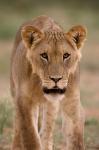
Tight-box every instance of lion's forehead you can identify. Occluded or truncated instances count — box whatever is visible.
[44,30,66,43]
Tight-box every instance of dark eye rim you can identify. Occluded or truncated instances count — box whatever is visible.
[40,52,48,61]
[63,53,70,60]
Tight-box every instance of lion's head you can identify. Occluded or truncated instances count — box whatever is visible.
[21,16,87,101]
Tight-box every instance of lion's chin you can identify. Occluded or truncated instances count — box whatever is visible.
[44,93,65,102]
[43,86,66,102]
[43,86,66,94]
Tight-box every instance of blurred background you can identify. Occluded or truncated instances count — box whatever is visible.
[0,0,99,149]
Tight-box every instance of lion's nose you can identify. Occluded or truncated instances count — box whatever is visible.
[49,76,62,83]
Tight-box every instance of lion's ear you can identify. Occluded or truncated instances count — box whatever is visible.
[66,25,87,49]
[21,25,44,49]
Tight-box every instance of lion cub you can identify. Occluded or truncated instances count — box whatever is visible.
[10,15,87,150]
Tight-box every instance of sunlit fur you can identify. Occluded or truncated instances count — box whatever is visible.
[11,15,87,150]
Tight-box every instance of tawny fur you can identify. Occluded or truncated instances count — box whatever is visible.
[10,15,87,150]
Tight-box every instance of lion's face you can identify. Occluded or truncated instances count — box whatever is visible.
[21,24,87,101]
[28,39,80,98]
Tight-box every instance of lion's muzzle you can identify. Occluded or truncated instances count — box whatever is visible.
[43,86,66,94]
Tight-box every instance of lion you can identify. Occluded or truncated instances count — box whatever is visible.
[10,15,87,150]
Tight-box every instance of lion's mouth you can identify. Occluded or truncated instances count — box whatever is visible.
[43,86,66,94]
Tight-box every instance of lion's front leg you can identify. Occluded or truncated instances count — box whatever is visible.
[13,95,41,150]
[62,98,85,150]
[40,101,59,150]
[12,115,23,150]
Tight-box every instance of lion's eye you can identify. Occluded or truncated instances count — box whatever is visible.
[40,53,48,61]
[63,53,70,61]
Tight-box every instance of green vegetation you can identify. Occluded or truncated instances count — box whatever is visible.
[0,0,99,40]
[0,98,13,149]
[85,118,99,149]
[0,99,13,135]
